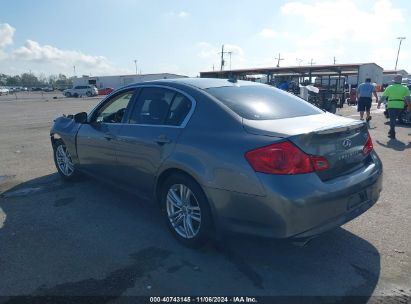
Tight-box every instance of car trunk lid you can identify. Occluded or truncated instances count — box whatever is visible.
[243,113,371,180]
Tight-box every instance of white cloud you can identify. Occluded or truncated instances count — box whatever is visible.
[259,28,278,38]
[167,11,190,18]
[225,44,245,59]
[277,0,410,70]
[281,0,404,46]
[196,42,218,59]
[12,40,130,75]
[370,47,409,70]
[0,23,15,49]
[178,11,190,18]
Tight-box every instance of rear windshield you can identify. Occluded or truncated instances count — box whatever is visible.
[206,85,323,120]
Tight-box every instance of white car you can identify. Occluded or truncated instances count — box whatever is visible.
[63,85,98,97]
[0,87,9,95]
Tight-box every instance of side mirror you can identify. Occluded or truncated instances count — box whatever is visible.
[74,112,88,124]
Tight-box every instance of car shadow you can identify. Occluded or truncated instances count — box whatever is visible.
[0,174,381,301]
[376,139,411,151]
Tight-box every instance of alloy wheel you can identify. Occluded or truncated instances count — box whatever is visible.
[55,144,74,176]
[166,184,201,239]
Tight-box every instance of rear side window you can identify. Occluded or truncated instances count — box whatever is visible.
[128,87,192,126]
[206,85,322,120]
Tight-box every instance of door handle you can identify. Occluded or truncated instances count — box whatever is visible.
[155,135,171,145]
[104,133,114,141]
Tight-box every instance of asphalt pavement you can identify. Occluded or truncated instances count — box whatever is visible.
[0,92,410,301]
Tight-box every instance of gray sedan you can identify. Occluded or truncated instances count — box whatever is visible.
[50,78,383,247]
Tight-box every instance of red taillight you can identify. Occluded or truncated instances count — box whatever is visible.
[363,133,374,156]
[245,141,329,175]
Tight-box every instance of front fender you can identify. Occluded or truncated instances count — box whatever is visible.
[50,116,82,164]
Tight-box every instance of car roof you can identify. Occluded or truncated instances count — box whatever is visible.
[125,77,265,90]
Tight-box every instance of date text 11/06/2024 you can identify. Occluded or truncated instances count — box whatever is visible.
[150,297,258,303]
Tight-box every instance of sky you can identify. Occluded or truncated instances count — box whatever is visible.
[0,0,410,78]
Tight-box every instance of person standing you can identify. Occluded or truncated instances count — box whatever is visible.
[378,75,411,139]
[357,78,378,122]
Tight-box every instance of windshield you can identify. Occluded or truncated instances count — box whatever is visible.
[206,85,323,120]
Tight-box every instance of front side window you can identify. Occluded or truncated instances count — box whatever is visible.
[128,87,192,126]
[94,90,135,123]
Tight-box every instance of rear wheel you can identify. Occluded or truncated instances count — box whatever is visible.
[65,92,71,97]
[161,174,212,247]
[53,139,77,180]
[86,91,92,97]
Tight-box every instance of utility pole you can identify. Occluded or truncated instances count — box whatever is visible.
[275,53,284,67]
[228,51,233,70]
[296,58,303,66]
[73,65,76,76]
[333,56,337,65]
[134,60,138,75]
[308,59,316,66]
[218,45,230,71]
[395,37,406,70]
[220,45,225,71]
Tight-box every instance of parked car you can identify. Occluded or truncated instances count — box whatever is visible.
[31,87,43,91]
[43,87,54,92]
[63,85,98,97]
[98,87,114,95]
[50,78,383,247]
[0,87,9,95]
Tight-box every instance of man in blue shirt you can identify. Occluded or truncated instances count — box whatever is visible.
[356,78,379,122]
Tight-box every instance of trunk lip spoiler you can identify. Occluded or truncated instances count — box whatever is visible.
[311,121,366,135]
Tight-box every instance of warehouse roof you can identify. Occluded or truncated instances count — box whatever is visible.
[200,63,383,78]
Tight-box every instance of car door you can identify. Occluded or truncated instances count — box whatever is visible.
[115,86,195,198]
[76,88,137,179]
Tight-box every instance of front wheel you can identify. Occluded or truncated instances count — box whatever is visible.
[161,174,213,247]
[53,139,78,180]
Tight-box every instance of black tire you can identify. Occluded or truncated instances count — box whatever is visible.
[86,91,92,97]
[53,139,78,181]
[160,173,213,247]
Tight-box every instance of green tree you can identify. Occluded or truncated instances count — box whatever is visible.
[0,74,7,86]
[55,74,73,89]
[6,75,22,86]
[20,73,39,87]
[48,75,58,86]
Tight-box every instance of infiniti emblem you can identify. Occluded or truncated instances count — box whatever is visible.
[342,138,352,149]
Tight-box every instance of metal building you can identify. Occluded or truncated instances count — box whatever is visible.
[200,63,383,87]
[383,69,409,86]
[73,73,187,90]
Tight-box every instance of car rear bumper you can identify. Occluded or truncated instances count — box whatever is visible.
[206,152,383,239]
